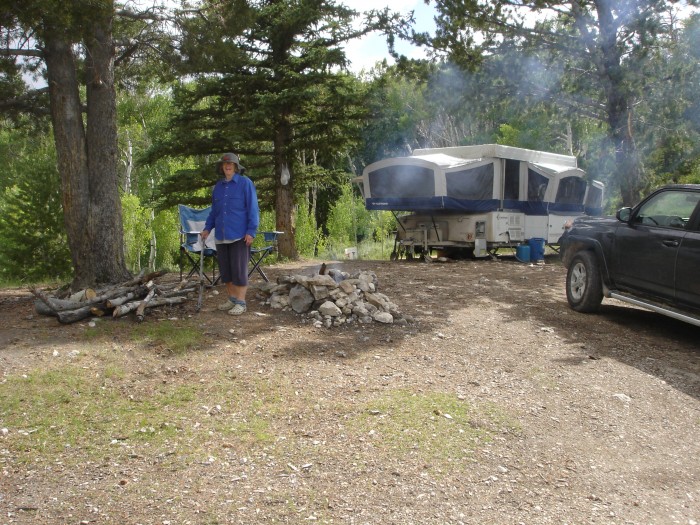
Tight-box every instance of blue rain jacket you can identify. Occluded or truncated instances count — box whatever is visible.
[204,174,260,242]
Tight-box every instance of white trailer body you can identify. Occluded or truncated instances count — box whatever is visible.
[354,144,604,258]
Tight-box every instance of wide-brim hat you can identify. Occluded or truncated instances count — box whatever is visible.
[217,152,244,170]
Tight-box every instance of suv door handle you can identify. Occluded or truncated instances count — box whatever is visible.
[663,239,680,247]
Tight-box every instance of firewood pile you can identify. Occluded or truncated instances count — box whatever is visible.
[30,270,199,324]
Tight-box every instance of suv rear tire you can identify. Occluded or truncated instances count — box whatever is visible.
[566,251,603,312]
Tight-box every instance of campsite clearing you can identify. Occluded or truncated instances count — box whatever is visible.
[1,256,699,524]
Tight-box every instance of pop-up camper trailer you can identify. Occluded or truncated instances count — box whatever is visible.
[354,144,604,260]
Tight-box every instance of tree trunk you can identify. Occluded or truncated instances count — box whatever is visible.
[43,3,131,290]
[612,108,644,207]
[84,9,131,285]
[148,177,157,271]
[44,35,92,287]
[603,61,643,206]
[273,115,298,259]
[594,0,644,207]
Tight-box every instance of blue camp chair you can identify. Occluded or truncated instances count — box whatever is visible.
[178,205,218,284]
[248,231,283,282]
[179,204,282,284]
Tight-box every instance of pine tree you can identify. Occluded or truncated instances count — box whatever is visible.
[0,0,174,287]
[149,0,404,259]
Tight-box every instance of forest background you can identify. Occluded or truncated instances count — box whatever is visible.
[1,0,699,287]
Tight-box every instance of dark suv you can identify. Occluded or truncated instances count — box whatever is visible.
[559,184,700,327]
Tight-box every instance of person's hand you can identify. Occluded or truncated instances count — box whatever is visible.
[244,234,254,246]
[201,230,210,240]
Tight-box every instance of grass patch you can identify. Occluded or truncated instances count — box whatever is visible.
[350,390,520,469]
[103,362,126,381]
[231,414,275,446]
[0,367,200,464]
[135,320,202,354]
[214,377,286,448]
[82,318,203,355]
[0,365,289,467]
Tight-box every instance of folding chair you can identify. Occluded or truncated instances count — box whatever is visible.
[178,205,219,284]
[248,231,283,282]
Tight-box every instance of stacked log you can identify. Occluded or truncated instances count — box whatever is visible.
[30,271,198,324]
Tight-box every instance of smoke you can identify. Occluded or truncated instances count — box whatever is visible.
[416,58,557,147]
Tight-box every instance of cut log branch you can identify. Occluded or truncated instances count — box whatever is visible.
[31,273,195,323]
[69,288,97,302]
[112,296,187,319]
[90,307,107,317]
[135,288,156,322]
[31,285,147,313]
[56,305,99,324]
[158,287,197,298]
[106,292,138,308]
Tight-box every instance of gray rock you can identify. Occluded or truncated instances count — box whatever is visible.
[318,301,342,317]
[373,311,393,324]
[328,288,345,299]
[335,297,348,308]
[339,280,356,294]
[259,270,409,328]
[270,294,289,309]
[289,284,314,313]
[357,280,372,293]
[309,284,330,301]
[258,282,279,293]
[307,274,339,288]
[352,304,369,317]
[365,292,387,310]
[357,270,377,284]
[328,268,349,282]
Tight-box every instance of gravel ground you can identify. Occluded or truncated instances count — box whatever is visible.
[1,256,699,525]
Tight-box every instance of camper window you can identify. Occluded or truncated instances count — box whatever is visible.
[528,169,549,201]
[585,185,603,209]
[445,164,494,200]
[556,176,587,205]
[369,165,435,198]
[504,160,520,200]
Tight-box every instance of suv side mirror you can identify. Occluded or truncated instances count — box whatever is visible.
[616,207,632,222]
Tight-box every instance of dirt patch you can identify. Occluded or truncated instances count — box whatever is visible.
[1,256,699,524]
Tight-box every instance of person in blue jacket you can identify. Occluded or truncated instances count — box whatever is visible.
[201,152,260,315]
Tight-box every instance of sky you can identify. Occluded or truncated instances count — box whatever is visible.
[341,0,437,73]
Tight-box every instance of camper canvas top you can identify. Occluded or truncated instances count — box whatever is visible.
[412,143,579,168]
[356,144,602,216]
